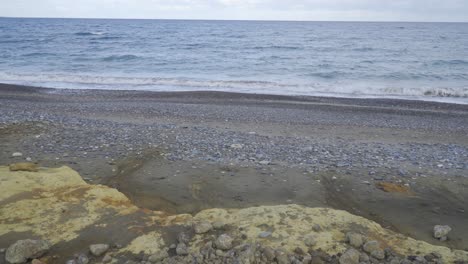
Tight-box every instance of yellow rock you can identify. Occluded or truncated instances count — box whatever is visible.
[9,162,39,172]
[1,165,467,263]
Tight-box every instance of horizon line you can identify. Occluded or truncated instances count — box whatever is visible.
[0,16,467,23]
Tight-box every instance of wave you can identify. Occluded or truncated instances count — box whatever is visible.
[0,72,467,103]
[101,55,141,62]
[74,32,105,36]
[432,60,468,66]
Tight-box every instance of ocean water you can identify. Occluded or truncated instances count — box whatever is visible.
[1,18,468,103]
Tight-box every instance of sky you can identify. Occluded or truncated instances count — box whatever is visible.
[1,0,467,22]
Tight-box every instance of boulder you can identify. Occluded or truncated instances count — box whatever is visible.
[5,239,50,264]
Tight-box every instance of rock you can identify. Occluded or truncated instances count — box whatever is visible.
[275,249,289,264]
[76,253,89,264]
[359,252,370,262]
[433,225,451,240]
[12,152,23,157]
[215,234,233,250]
[258,160,270,165]
[362,240,380,254]
[193,220,212,234]
[31,260,44,264]
[176,243,188,256]
[312,224,322,232]
[148,250,169,262]
[212,220,225,229]
[304,234,317,247]
[89,244,109,257]
[339,248,360,264]
[9,162,38,172]
[102,254,113,263]
[230,144,243,149]
[5,239,51,264]
[177,232,190,244]
[345,232,364,248]
[370,249,385,260]
[262,246,276,261]
[258,231,272,238]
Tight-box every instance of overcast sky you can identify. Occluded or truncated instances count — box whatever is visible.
[1,0,467,22]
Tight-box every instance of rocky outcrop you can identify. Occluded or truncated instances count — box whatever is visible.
[1,165,468,263]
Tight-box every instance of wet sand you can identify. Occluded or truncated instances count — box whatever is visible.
[1,83,468,252]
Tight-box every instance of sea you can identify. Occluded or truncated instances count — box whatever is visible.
[1,18,467,104]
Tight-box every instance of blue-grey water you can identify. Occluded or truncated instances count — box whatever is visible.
[1,18,468,103]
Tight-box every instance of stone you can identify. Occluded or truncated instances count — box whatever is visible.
[148,250,169,262]
[89,244,109,257]
[346,232,364,248]
[370,249,385,260]
[433,225,451,240]
[5,239,51,264]
[362,240,380,254]
[262,246,276,261]
[359,252,370,262]
[304,234,317,247]
[9,162,38,172]
[215,234,233,250]
[193,220,212,234]
[312,224,322,232]
[177,232,190,244]
[230,144,243,149]
[12,152,23,157]
[339,248,360,264]
[31,260,44,264]
[102,254,113,263]
[176,243,188,256]
[275,249,289,264]
[76,253,89,264]
[212,221,226,229]
[258,231,272,238]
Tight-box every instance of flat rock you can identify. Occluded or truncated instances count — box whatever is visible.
[5,239,50,264]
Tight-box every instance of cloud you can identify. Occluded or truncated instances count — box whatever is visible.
[1,0,467,22]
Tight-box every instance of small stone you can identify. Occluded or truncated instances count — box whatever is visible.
[370,249,385,260]
[177,232,190,244]
[9,162,38,172]
[339,248,360,264]
[359,252,370,262]
[5,239,51,264]
[215,249,225,256]
[31,260,44,264]
[275,249,289,264]
[312,224,322,232]
[76,253,89,264]
[193,220,212,234]
[230,144,243,149]
[215,234,233,250]
[212,221,225,229]
[259,160,270,165]
[176,243,188,256]
[89,244,109,257]
[433,225,451,240]
[102,254,113,263]
[346,232,364,248]
[304,234,317,247]
[148,250,169,262]
[12,152,23,157]
[258,231,272,238]
[262,246,276,261]
[363,240,380,254]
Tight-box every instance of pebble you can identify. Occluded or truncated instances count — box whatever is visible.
[193,220,212,234]
[258,231,272,238]
[176,243,189,256]
[89,244,109,257]
[304,233,317,247]
[215,234,233,250]
[12,152,23,157]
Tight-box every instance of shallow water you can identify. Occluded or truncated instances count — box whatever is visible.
[0,18,467,103]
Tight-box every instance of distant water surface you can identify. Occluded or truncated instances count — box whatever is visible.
[0,18,467,103]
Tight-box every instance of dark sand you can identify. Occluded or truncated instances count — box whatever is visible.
[1,83,468,251]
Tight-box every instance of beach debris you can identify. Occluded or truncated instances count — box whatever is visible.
[5,239,51,264]
[9,162,38,172]
[339,248,360,264]
[89,244,109,256]
[433,225,452,241]
[11,152,23,157]
[215,234,233,250]
[193,220,212,234]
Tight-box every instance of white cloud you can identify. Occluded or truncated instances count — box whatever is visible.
[0,0,467,21]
